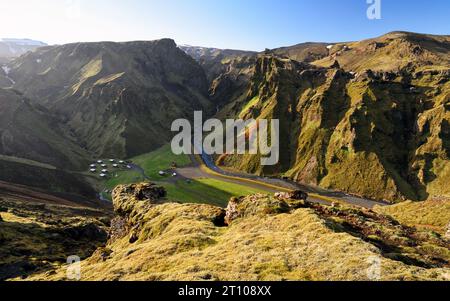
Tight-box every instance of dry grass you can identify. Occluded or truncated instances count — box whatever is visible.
[26,184,450,281]
[0,198,110,280]
[375,200,450,233]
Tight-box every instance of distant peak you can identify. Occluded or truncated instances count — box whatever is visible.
[1,38,47,46]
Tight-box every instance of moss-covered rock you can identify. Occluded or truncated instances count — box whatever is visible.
[0,197,111,280]
[26,183,449,281]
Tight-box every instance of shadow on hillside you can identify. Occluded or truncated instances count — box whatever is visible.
[0,218,106,281]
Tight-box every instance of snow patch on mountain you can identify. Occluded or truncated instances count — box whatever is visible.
[2,66,11,75]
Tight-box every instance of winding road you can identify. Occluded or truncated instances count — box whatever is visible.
[99,150,389,209]
[175,153,389,209]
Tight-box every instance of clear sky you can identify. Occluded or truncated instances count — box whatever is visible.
[0,0,449,50]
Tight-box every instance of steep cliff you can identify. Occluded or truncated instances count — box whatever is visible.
[217,32,450,203]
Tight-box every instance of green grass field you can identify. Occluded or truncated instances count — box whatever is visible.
[164,178,267,207]
[104,171,145,191]
[133,144,192,180]
[100,145,267,206]
[103,145,190,190]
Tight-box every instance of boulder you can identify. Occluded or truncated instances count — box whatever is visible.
[112,183,167,216]
[225,194,293,225]
[274,190,308,201]
[109,216,129,242]
[55,222,108,241]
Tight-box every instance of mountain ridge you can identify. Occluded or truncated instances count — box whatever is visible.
[2,38,214,159]
[211,32,450,203]
[0,32,448,203]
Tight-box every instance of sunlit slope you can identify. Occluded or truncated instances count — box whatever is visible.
[29,183,449,281]
[375,200,450,233]
[312,31,450,72]
[217,32,450,203]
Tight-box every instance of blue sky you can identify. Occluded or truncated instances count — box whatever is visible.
[0,0,449,50]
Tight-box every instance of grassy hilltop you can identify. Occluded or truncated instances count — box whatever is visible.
[24,183,449,281]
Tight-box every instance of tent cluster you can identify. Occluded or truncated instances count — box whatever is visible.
[89,159,131,178]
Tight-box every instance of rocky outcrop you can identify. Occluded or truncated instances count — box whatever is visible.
[27,183,449,281]
[112,182,166,216]
[110,183,167,243]
[225,194,301,225]
[274,190,309,201]
[110,183,225,244]
[0,197,110,280]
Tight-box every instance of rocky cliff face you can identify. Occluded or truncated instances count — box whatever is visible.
[180,45,257,110]
[27,183,449,281]
[217,32,450,203]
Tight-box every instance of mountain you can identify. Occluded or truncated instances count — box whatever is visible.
[0,32,448,204]
[4,39,214,159]
[180,45,257,108]
[179,45,256,81]
[313,31,450,72]
[215,32,450,203]
[0,32,448,282]
[272,42,332,62]
[0,39,46,63]
[0,88,89,170]
[25,183,449,281]
[0,88,98,200]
